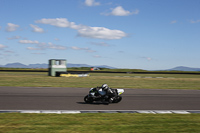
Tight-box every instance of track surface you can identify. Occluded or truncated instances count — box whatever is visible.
[0,86,200,110]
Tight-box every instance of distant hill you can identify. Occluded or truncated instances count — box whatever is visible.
[4,63,28,68]
[28,63,48,68]
[67,64,92,68]
[0,63,199,71]
[0,62,116,69]
[168,66,200,71]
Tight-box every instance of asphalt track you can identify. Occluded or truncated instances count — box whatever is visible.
[0,86,200,110]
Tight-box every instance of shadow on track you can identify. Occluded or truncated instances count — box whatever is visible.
[77,102,109,105]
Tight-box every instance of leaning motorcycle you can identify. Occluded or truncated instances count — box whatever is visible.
[84,87,124,103]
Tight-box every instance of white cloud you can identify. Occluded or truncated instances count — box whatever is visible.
[35,18,74,28]
[85,0,100,6]
[141,56,152,61]
[0,44,7,49]
[190,19,200,23]
[71,46,82,50]
[48,42,66,50]
[70,46,96,53]
[19,40,39,44]
[170,20,177,24]
[35,18,127,40]
[30,24,44,33]
[146,57,152,61]
[103,6,139,16]
[27,47,41,50]
[77,26,127,39]
[132,9,139,14]
[93,55,101,58]
[19,40,66,50]
[6,23,19,32]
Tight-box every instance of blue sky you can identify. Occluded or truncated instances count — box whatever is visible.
[0,0,200,70]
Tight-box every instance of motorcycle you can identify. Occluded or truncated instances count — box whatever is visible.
[84,87,124,103]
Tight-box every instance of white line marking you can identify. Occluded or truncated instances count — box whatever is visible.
[61,111,81,114]
[0,110,195,114]
[154,111,172,114]
[20,110,41,113]
[41,111,62,114]
[171,111,190,114]
[136,111,156,114]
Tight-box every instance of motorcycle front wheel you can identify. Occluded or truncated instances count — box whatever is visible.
[113,96,122,103]
[84,95,93,103]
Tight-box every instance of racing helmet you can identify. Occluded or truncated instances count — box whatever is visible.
[102,84,108,90]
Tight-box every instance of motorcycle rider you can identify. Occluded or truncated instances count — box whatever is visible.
[101,84,116,102]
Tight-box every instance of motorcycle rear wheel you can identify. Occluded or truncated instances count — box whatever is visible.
[84,95,93,103]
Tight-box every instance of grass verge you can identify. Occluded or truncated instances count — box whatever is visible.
[0,72,200,89]
[0,113,200,133]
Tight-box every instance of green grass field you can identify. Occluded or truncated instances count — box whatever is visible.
[0,71,200,89]
[0,113,200,133]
